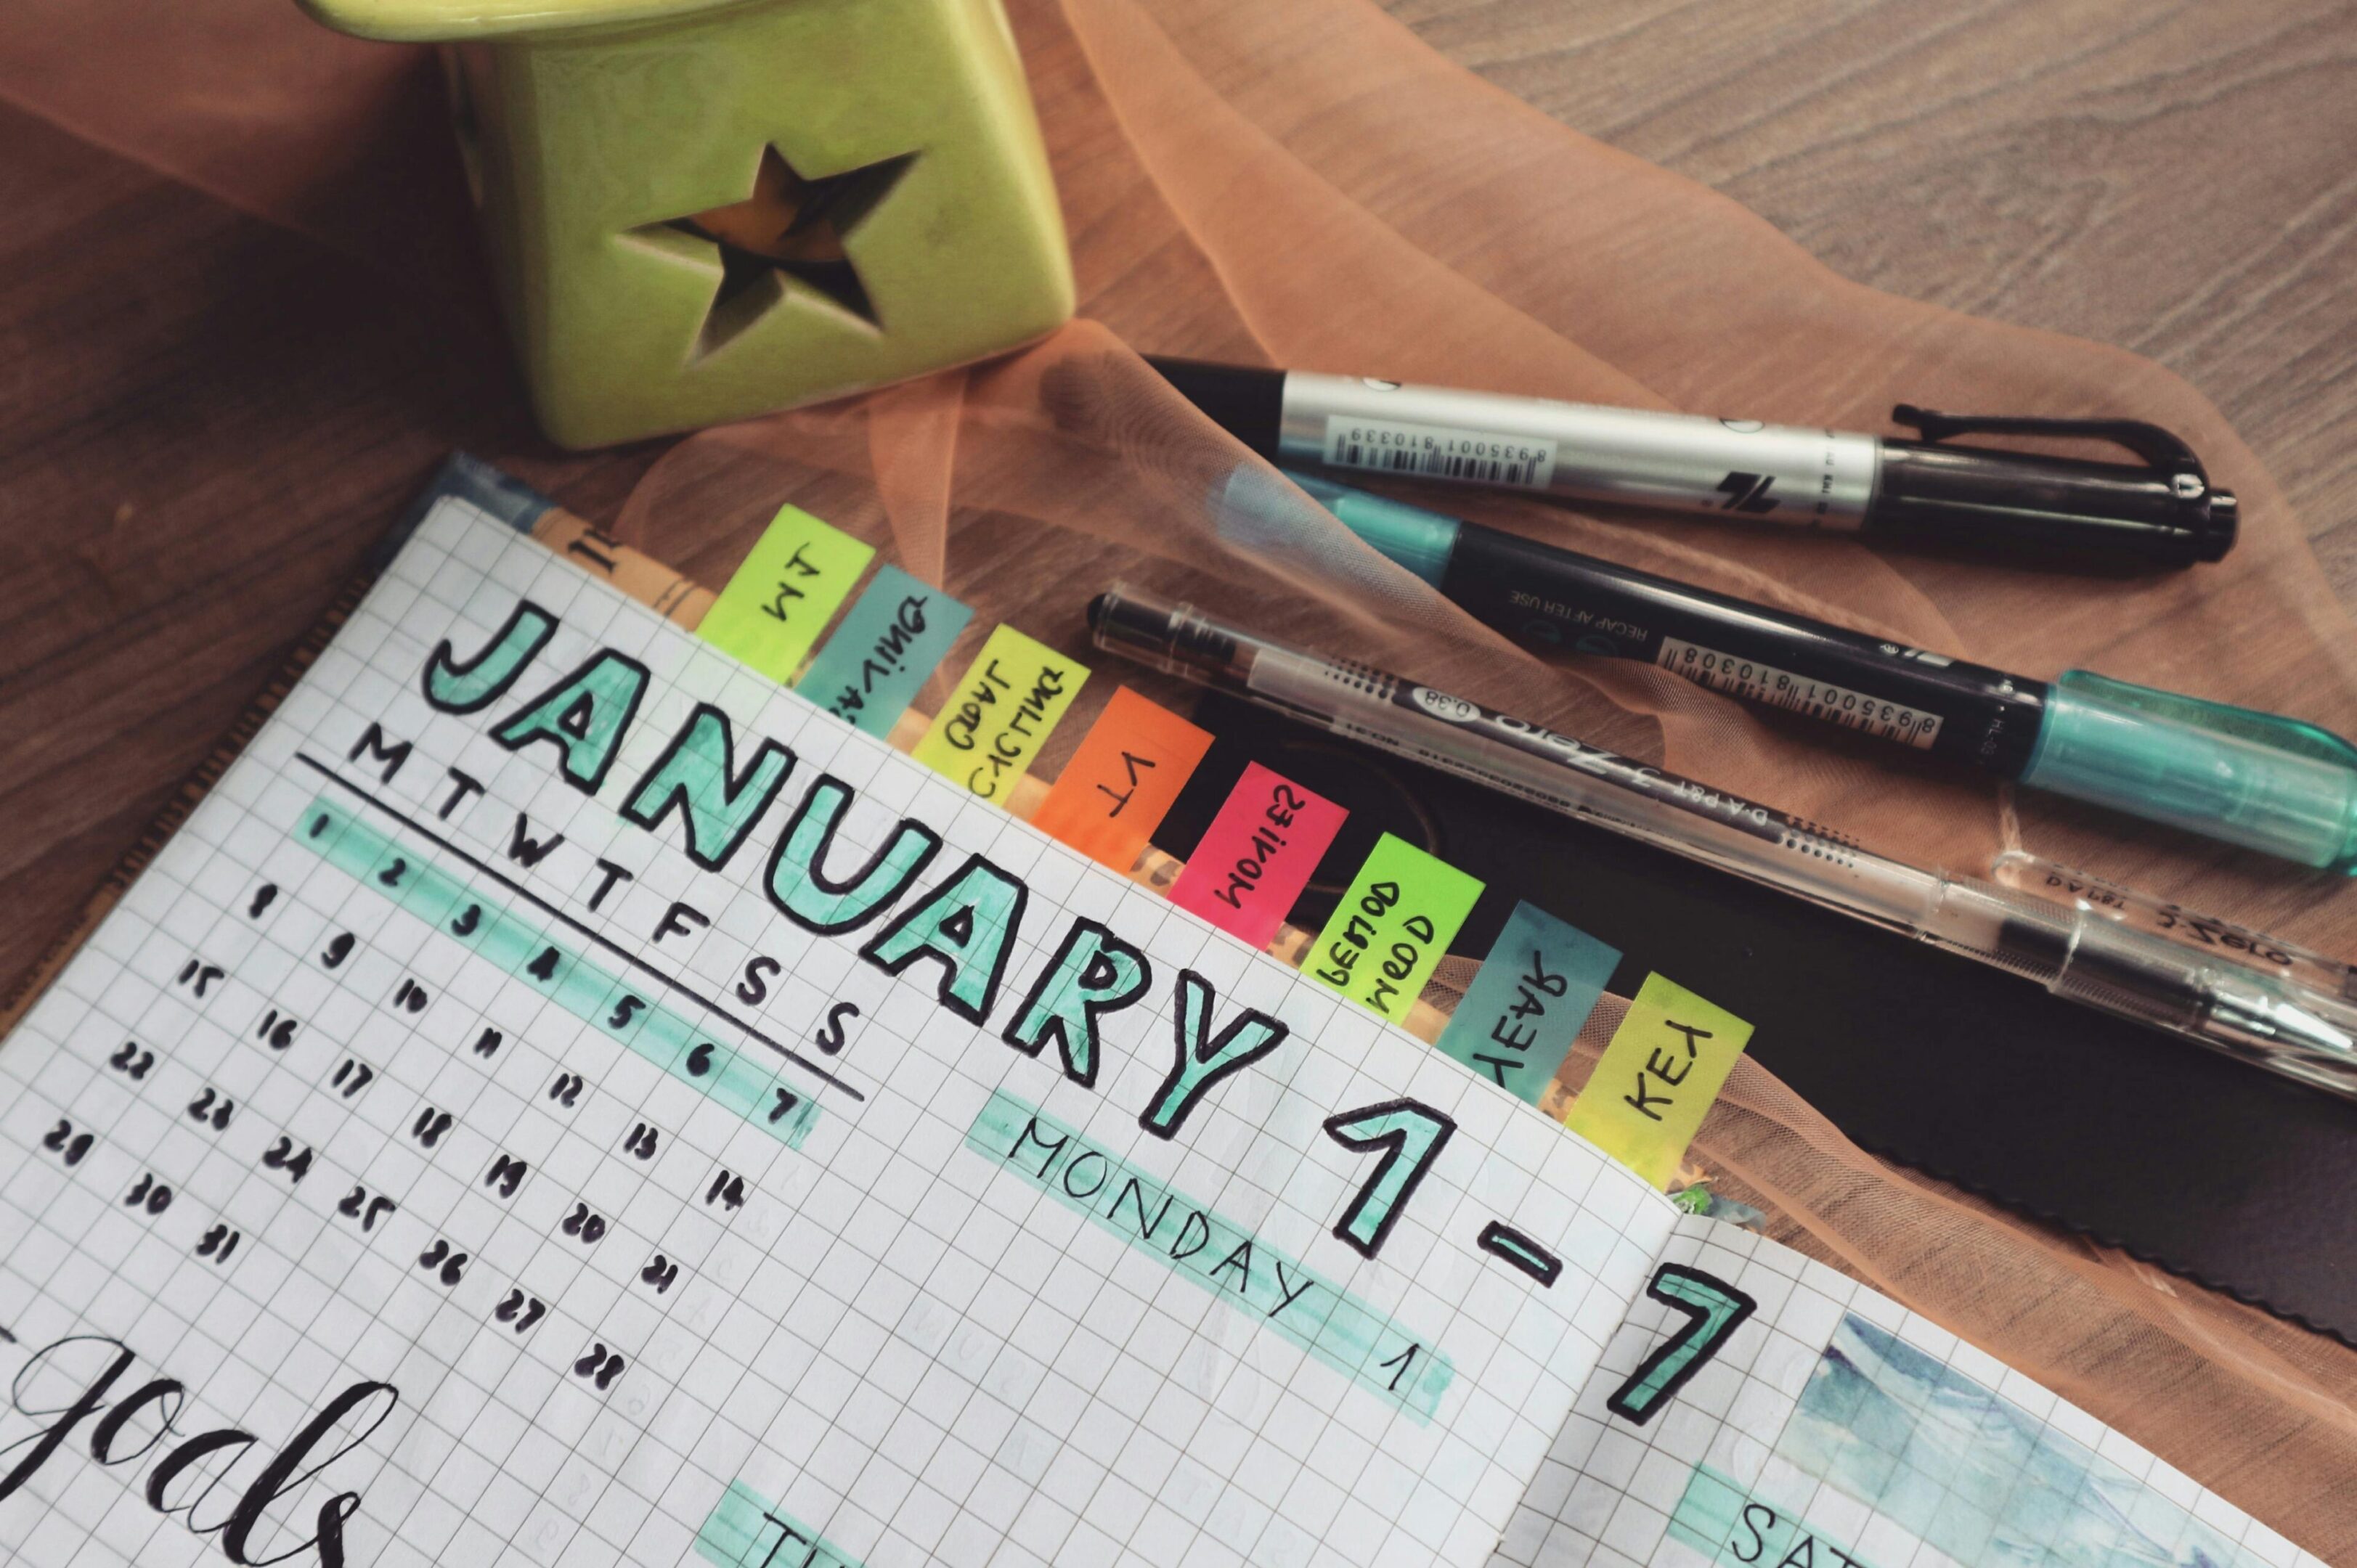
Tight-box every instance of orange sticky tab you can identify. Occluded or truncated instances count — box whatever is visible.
[1033,688,1214,870]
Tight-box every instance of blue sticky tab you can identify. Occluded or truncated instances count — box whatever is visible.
[1436,900,1620,1104]
[793,564,973,737]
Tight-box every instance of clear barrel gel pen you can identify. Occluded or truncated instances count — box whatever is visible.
[1086,586,2357,1101]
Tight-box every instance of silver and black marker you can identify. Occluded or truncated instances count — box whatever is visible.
[1086,585,2357,1100]
[1147,355,2238,567]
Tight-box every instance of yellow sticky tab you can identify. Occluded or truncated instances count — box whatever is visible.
[912,625,1090,803]
[1307,833,1484,1024]
[1562,973,1754,1188]
[696,505,875,680]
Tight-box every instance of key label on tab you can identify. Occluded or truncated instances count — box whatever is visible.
[1033,687,1214,871]
[1168,763,1347,950]
[911,625,1089,801]
[1562,973,1754,1188]
[696,505,876,681]
[795,563,972,737]
[1437,901,1619,1104]
[1309,833,1483,1021]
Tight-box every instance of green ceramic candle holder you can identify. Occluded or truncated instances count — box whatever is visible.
[300,0,1075,447]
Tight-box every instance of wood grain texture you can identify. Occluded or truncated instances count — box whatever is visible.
[1380,0,2357,592]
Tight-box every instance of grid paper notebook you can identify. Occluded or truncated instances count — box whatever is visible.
[0,495,2319,1568]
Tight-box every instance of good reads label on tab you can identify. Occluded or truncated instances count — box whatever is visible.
[1562,973,1753,1188]
[1309,833,1483,1022]
[794,563,972,738]
[697,505,876,681]
[1167,762,1346,950]
[1032,687,1213,871]
[1437,901,1619,1104]
[911,625,1088,801]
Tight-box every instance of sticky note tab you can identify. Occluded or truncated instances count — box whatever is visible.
[911,624,1089,802]
[1033,687,1214,870]
[1562,973,1754,1188]
[696,505,875,680]
[794,564,972,737]
[1168,762,1346,950]
[1437,902,1620,1103]
[1307,833,1483,1024]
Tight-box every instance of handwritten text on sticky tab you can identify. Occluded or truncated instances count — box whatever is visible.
[696,505,875,681]
[1437,901,1619,1103]
[1033,687,1213,870]
[1562,972,1754,1188]
[911,625,1088,801]
[1168,762,1346,950]
[795,563,972,737]
[1309,833,1483,1022]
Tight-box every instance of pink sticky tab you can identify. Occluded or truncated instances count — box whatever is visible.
[1168,763,1347,950]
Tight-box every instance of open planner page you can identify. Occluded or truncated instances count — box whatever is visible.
[1491,1214,2323,1568]
[0,500,1678,1568]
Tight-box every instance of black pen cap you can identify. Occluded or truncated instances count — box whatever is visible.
[1874,408,2238,567]
[1144,356,1285,460]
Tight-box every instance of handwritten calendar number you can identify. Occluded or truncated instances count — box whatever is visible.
[621,1122,658,1161]
[40,1121,92,1167]
[416,1238,468,1286]
[494,1289,546,1334]
[639,1254,678,1295]
[123,1174,172,1215]
[378,856,410,889]
[1605,1265,1758,1426]
[247,883,278,920]
[195,1224,240,1265]
[336,1185,396,1233]
[685,1042,714,1077]
[391,979,429,1014]
[320,932,355,971]
[607,995,646,1030]
[330,1058,374,1099]
[107,1042,155,1080]
[704,1170,746,1212]
[471,1027,503,1059]
[261,1137,314,1184]
[526,946,562,984]
[256,1008,298,1051]
[572,1343,624,1392]
[484,1154,528,1200]
[410,1106,454,1148]
[768,1088,801,1127]
[450,902,481,938]
[547,1071,583,1108]
[175,960,224,998]
[561,1203,608,1244]
[186,1089,233,1131]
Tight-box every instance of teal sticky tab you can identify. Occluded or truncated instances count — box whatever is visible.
[794,563,974,737]
[1436,900,1619,1103]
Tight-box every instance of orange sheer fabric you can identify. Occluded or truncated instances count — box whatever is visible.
[5,0,2354,1553]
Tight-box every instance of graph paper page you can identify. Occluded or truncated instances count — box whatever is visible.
[1489,1213,2324,1568]
[0,502,1677,1568]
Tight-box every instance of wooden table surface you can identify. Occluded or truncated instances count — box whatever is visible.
[4,0,2353,1153]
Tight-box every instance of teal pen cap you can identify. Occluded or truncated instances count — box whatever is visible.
[2022,671,2357,873]
[1277,469,1460,586]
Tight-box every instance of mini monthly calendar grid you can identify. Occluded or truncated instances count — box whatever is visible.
[0,491,2321,1568]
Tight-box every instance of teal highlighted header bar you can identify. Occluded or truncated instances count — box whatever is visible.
[964,1089,1452,1420]
[696,1479,861,1568]
[294,795,819,1147]
[1669,1465,1877,1568]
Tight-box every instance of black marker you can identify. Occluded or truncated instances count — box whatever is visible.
[1149,355,2237,567]
[1234,468,2357,870]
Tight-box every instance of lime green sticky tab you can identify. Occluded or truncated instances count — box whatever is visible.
[911,624,1089,802]
[1562,973,1754,1188]
[696,505,875,681]
[1308,833,1484,1024]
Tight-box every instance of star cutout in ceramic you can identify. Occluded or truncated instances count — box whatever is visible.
[642,145,918,361]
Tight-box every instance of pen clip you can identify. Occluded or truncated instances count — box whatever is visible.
[1890,405,2212,497]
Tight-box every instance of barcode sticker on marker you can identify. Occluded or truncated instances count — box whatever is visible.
[1322,415,1558,489]
[1657,637,1947,748]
